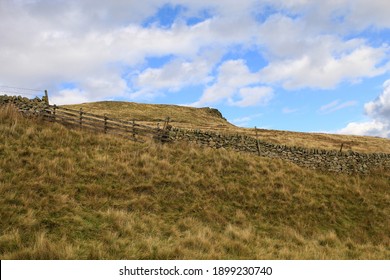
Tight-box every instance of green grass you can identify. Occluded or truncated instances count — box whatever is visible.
[1,105,389,259]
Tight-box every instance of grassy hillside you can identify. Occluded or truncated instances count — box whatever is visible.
[64,101,232,129]
[0,105,389,259]
[64,101,390,154]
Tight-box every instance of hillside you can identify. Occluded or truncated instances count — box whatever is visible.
[64,101,390,154]
[64,101,233,129]
[0,105,389,259]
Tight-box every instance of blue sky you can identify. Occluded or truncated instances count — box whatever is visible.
[1,0,390,137]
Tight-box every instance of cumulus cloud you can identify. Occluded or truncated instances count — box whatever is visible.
[338,80,390,137]
[261,45,388,89]
[257,12,389,89]
[0,0,259,102]
[1,0,390,111]
[264,0,390,32]
[79,74,129,100]
[133,57,214,92]
[50,88,89,105]
[364,80,390,121]
[342,0,390,30]
[192,60,272,107]
[338,120,389,138]
[231,87,273,107]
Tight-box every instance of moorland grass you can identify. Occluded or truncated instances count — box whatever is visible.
[0,105,389,259]
[64,101,390,153]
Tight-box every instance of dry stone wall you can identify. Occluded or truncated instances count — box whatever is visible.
[0,95,49,115]
[168,128,390,174]
[1,94,389,174]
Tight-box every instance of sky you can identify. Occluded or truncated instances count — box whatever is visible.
[1,0,390,138]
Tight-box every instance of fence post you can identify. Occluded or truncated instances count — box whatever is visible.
[163,117,170,130]
[132,119,136,139]
[104,115,108,134]
[79,108,83,127]
[53,104,57,121]
[44,90,49,105]
[339,143,344,153]
[255,126,261,156]
[159,117,171,143]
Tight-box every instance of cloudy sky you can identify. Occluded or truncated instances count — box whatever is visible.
[1,0,390,137]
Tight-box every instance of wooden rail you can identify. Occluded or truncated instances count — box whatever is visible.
[43,105,170,143]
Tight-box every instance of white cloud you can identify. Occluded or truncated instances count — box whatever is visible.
[364,80,390,121]
[256,7,389,90]
[338,120,389,138]
[344,0,390,30]
[319,99,357,114]
[231,87,273,107]
[218,60,259,87]
[50,88,89,105]
[264,0,390,32]
[133,57,214,92]
[258,16,389,90]
[232,116,252,127]
[0,0,264,103]
[1,0,390,110]
[338,79,390,137]
[192,60,267,107]
[320,100,340,112]
[231,113,263,127]
[79,74,129,100]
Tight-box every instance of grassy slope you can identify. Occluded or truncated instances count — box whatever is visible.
[64,101,390,154]
[1,105,389,259]
[65,101,232,129]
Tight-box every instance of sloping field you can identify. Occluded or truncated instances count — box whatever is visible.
[64,101,232,129]
[1,105,389,259]
[64,101,390,154]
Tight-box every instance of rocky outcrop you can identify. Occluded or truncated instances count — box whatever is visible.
[201,107,227,121]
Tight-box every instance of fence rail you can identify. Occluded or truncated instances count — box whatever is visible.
[42,105,170,143]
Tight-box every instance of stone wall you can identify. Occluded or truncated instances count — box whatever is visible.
[168,128,390,174]
[1,94,389,174]
[0,95,49,115]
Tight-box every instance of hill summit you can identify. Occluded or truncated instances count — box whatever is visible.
[64,101,232,130]
[63,101,390,154]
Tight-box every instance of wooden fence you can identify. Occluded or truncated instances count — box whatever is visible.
[42,105,171,142]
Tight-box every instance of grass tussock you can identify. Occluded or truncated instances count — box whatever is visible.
[0,105,389,259]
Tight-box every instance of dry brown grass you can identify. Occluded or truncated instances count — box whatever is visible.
[64,101,390,154]
[64,101,232,129]
[1,105,389,259]
[236,127,390,154]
